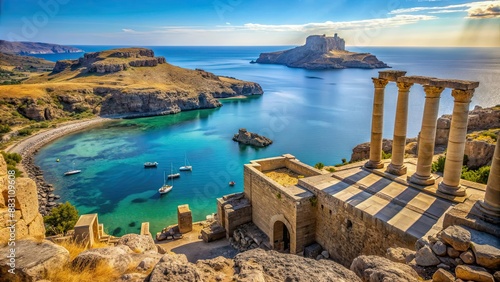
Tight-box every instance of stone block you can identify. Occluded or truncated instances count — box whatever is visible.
[177,204,192,234]
[378,70,407,82]
[201,223,226,243]
[14,178,39,224]
[433,268,456,282]
[415,245,440,266]
[432,241,447,256]
[460,250,475,264]
[440,226,471,252]
[455,265,494,282]
[386,247,415,263]
[472,242,500,270]
[304,243,322,259]
[447,246,461,258]
[398,75,435,85]
[430,79,479,90]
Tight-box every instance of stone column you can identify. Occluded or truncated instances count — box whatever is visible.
[409,86,445,185]
[477,133,500,220]
[365,78,389,169]
[387,81,413,175]
[438,89,474,196]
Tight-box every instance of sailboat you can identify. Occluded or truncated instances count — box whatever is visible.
[179,155,192,171]
[158,166,173,194]
[64,162,81,176]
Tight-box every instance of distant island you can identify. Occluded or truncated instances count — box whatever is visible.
[255,34,389,70]
[0,40,83,55]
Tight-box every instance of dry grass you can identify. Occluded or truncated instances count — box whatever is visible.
[0,84,47,98]
[265,168,300,187]
[46,260,119,282]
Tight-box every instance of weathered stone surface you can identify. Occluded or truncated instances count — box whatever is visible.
[440,226,471,252]
[233,128,272,147]
[72,245,133,274]
[304,243,323,259]
[137,257,157,271]
[0,239,69,282]
[472,242,500,269]
[350,255,419,282]
[460,249,476,264]
[455,265,495,282]
[493,271,500,282]
[321,250,330,259]
[117,234,156,254]
[14,178,39,224]
[433,241,448,256]
[386,247,416,263]
[415,245,441,266]
[439,256,459,268]
[433,268,456,282]
[236,249,361,281]
[196,256,235,282]
[448,246,461,258]
[149,253,201,282]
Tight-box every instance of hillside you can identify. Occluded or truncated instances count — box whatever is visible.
[0,47,263,126]
[0,40,83,55]
[0,52,55,72]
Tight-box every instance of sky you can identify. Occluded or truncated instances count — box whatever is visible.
[0,0,499,46]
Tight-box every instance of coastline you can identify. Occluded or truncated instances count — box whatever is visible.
[5,117,114,215]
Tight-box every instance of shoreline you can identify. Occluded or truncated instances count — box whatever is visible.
[6,117,114,215]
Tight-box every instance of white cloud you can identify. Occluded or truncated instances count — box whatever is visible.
[428,9,468,14]
[390,0,500,18]
[467,2,500,18]
[122,28,135,33]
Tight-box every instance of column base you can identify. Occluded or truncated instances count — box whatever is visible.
[438,181,467,197]
[386,163,407,176]
[476,201,500,222]
[408,173,435,186]
[365,160,384,169]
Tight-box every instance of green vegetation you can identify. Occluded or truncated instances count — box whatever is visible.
[382,151,392,159]
[341,158,347,164]
[309,196,318,207]
[314,162,324,170]
[431,155,490,184]
[17,127,34,136]
[1,151,22,177]
[44,202,79,236]
[327,167,336,172]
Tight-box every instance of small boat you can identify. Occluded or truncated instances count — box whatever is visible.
[229,181,235,186]
[167,173,180,179]
[56,159,60,162]
[64,170,81,176]
[179,155,192,171]
[159,166,174,194]
[144,162,158,168]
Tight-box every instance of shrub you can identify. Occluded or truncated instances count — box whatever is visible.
[341,158,347,164]
[314,162,324,170]
[432,155,446,173]
[381,151,392,159]
[17,128,33,136]
[0,124,11,134]
[328,167,336,172]
[44,202,79,236]
[461,166,490,184]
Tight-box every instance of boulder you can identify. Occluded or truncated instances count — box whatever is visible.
[196,256,235,281]
[236,249,361,281]
[350,255,419,282]
[72,245,133,274]
[149,253,201,282]
[321,250,330,259]
[0,239,69,282]
[440,226,471,252]
[493,271,500,282]
[386,247,415,263]
[137,257,157,271]
[117,234,156,253]
[471,242,500,270]
[433,268,456,282]
[447,246,461,258]
[415,245,440,266]
[455,265,495,282]
[304,243,323,259]
[232,128,272,147]
[460,250,476,264]
[432,241,448,256]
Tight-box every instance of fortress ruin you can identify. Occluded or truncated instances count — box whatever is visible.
[217,70,499,267]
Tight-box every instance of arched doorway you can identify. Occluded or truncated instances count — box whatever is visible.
[273,220,290,252]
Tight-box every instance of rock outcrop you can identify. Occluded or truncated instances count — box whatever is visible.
[256,34,389,69]
[0,239,69,282]
[116,233,157,254]
[0,155,45,245]
[72,245,133,274]
[350,138,417,163]
[233,128,272,147]
[0,40,83,55]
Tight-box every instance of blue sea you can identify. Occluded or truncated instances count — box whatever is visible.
[32,46,500,236]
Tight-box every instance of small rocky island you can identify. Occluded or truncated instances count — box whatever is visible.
[233,128,272,147]
[255,34,389,70]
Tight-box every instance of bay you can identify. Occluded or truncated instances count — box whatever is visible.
[33,46,500,236]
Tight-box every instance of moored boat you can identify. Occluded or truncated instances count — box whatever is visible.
[144,162,158,168]
[64,170,81,176]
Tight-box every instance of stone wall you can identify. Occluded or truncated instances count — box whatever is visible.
[0,155,45,245]
[313,189,415,267]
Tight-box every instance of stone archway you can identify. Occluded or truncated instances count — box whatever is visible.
[270,214,294,253]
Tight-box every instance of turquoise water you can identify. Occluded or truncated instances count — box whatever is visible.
[34,47,500,236]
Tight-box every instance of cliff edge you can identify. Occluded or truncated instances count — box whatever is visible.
[256,34,389,70]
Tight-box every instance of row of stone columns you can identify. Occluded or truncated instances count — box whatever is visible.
[365,70,498,222]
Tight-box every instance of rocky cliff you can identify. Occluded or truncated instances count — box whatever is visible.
[256,34,389,70]
[233,128,273,147]
[0,47,263,124]
[0,40,83,55]
[0,155,45,245]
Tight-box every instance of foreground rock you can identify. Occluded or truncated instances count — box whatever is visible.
[72,245,133,274]
[0,240,69,282]
[233,128,272,147]
[116,233,156,253]
[256,34,388,70]
[350,255,419,282]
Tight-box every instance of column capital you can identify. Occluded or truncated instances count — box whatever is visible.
[423,85,445,98]
[451,89,474,103]
[372,78,389,89]
[396,81,414,91]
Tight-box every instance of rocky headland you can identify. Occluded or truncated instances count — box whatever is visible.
[0,40,83,55]
[233,128,272,147]
[0,47,263,126]
[255,34,389,70]
[350,105,500,167]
